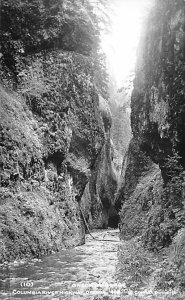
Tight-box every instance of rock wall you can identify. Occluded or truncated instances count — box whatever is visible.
[118,138,163,243]
[0,51,105,262]
[110,89,131,180]
[119,0,185,250]
[108,82,132,214]
[0,0,115,262]
[131,0,185,173]
[81,96,118,229]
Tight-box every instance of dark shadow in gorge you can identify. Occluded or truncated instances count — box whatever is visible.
[108,214,119,228]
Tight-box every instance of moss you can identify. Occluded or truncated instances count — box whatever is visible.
[120,0,185,251]
[0,49,105,262]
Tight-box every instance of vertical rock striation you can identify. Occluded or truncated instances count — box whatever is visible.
[81,95,118,229]
[119,0,185,250]
[131,0,185,172]
[0,0,115,262]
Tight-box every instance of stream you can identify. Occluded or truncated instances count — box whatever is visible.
[0,229,122,300]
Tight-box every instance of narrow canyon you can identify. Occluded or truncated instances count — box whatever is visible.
[0,0,185,299]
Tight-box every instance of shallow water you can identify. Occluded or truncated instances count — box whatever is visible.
[0,230,121,300]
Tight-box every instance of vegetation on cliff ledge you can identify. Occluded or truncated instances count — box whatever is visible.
[0,0,113,263]
[118,0,185,296]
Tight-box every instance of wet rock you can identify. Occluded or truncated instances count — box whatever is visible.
[118,0,185,250]
[131,0,185,170]
[0,48,106,262]
[81,96,118,229]
[0,0,118,262]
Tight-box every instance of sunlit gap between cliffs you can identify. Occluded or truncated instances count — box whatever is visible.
[101,0,153,91]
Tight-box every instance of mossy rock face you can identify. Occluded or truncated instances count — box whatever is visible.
[118,138,163,241]
[0,49,106,263]
[81,96,118,229]
[0,0,114,262]
[118,0,185,250]
[99,95,112,132]
[131,0,185,167]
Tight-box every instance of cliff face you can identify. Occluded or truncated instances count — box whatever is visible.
[81,96,118,229]
[118,138,163,242]
[108,82,132,214]
[0,0,114,262]
[119,0,185,250]
[131,0,185,173]
[0,51,105,262]
[110,87,132,179]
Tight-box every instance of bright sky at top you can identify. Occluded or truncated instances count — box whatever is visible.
[101,0,153,88]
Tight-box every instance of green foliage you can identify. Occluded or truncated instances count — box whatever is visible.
[162,151,183,210]
[143,212,178,251]
[0,0,98,55]
[0,1,104,67]
[0,0,110,97]
[143,151,185,251]
[117,239,155,288]
[155,259,185,292]
[163,151,183,182]
[93,50,109,98]
[117,237,185,298]
[155,229,185,292]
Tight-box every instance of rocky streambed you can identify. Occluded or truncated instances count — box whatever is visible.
[0,230,122,300]
[1,229,184,300]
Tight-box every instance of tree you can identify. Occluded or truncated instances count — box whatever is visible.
[162,150,183,210]
[0,0,110,92]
